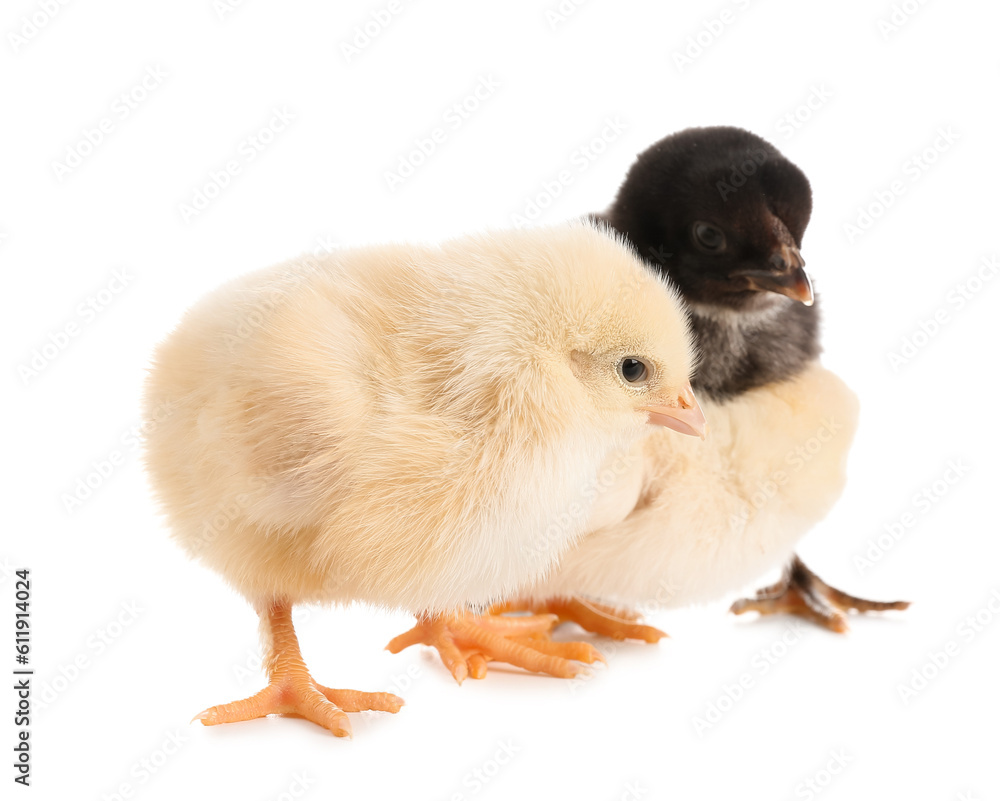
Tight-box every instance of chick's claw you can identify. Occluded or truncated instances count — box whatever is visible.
[386,612,601,682]
[730,555,911,633]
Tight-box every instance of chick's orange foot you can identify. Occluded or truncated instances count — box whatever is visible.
[730,555,911,633]
[386,612,604,682]
[493,596,666,643]
[194,601,402,737]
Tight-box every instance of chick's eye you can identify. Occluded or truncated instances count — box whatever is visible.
[692,222,726,253]
[618,357,649,384]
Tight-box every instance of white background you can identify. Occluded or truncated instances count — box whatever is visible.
[4,0,999,798]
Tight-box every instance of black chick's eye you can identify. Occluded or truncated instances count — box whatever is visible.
[692,222,726,253]
[618,357,650,385]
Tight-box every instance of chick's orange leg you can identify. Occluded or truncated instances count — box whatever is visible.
[494,596,667,643]
[730,555,911,633]
[386,613,603,683]
[194,601,402,737]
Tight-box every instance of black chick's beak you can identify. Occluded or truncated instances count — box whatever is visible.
[735,245,814,306]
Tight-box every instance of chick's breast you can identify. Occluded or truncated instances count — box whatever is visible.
[531,362,859,607]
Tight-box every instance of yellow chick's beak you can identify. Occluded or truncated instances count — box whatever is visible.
[642,384,707,439]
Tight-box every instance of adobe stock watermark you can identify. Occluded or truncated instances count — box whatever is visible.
[887,255,998,371]
[213,0,250,21]
[51,66,168,182]
[729,417,847,536]
[7,0,72,54]
[439,739,521,799]
[671,0,753,73]
[715,145,768,201]
[842,126,959,244]
[877,0,931,41]
[268,772,315,801]
[896,588,1000,705]
[509,116,627,227]
[633,578,681,618]
[33,601,143,713]
[383,75,501,191]
[792,748,853,800]
[100,729,189,801]
[545,0,590,30]
[0,558,16,587]
[348,663,423,737]
[186,474,270,556]
[383,662,422,697]
[775,84,833,141]
[221,234,339,354]
[231,644,267,685]
[565,583,676,695]
[341,0,406,62]
[566,638,615,694]
[178,106,295,222]
[230,608,315,684]
[692,621,806,736]
[18,268,134,386]
[853,459,969,575]
[611,781,648,801]
[59,397,178,514]
[525,447,640,563]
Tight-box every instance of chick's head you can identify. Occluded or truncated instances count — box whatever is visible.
[451,222,705,442]
[606,126,814,311]
[562,279,703,441]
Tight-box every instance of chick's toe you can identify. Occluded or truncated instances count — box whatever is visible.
[493,596,667,644]
[730,556,911,633]
[386,612,601,683]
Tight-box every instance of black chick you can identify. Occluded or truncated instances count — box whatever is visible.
[592,126,909,631]
[593,125,819,402]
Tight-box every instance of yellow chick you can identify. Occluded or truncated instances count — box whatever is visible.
[516,362,869,636]
[142,222,704,736]
[395,362,871,676]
